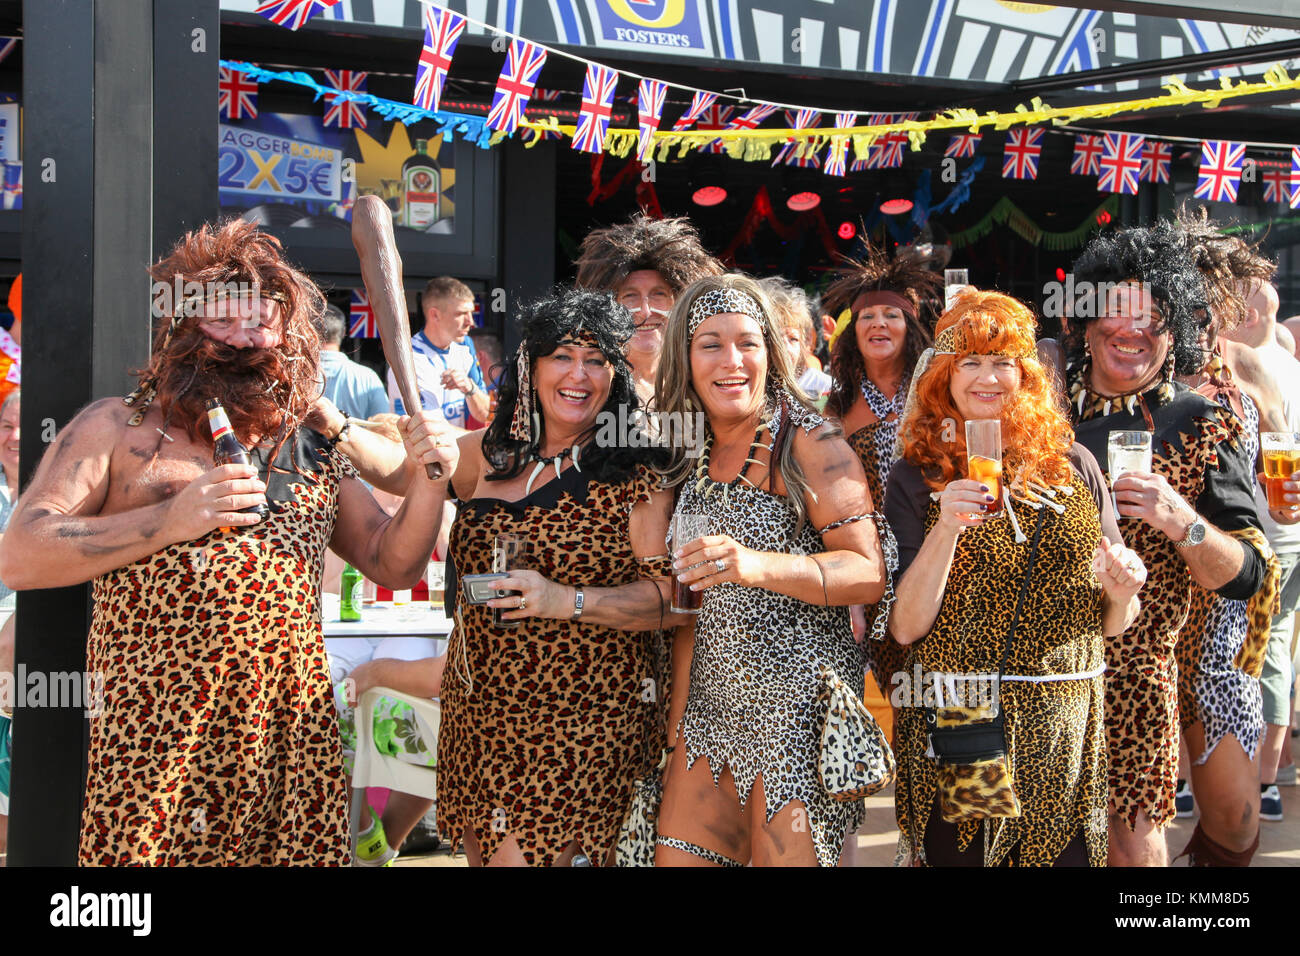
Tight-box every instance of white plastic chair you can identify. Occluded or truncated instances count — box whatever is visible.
[349,687,440,860]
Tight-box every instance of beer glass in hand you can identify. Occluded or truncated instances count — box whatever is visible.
[671,514,711,614]
[1107,431,1153,515]
[1261,432,1300,511]
[965,419,1003,515]
[493,533,528,628]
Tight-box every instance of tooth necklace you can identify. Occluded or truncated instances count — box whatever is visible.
[525,443,582,496]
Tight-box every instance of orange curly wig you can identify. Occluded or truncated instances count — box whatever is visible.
[899,289,1074,493]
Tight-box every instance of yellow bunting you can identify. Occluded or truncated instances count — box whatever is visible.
[509,62,1300,163]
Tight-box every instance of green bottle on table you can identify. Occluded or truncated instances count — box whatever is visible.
[340,563,362,622]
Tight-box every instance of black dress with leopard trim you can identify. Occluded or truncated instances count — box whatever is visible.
[673,405,870,868]
[885,445,1116,867]
[1067,370,1266,831]
[846,379,910,721]
[80,427,355,866]
[439,462,669,867]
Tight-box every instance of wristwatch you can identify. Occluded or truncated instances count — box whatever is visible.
[572,588,585,620]
[1174,511,1208,549]
[465,380,478,397]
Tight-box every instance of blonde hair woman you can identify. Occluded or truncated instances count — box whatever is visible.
[653,274,892,866]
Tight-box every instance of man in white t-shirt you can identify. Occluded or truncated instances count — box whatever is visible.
[1221,279,1300,818]
[388,277,488,431]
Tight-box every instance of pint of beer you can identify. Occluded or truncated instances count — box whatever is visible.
[965,419,1003,515]
[1261,432,1300,511]
[670,513,711,614]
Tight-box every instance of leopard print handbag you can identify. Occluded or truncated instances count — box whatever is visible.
[614,752,666,867]
[818,664,897,801]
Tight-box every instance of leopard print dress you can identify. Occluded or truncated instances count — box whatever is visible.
[1176,391,1265,764]
[885,451,1110,867]
[438,463,668,867]
[1069,373,1264,831]
[80,428,355,866]
[674,406,868,868]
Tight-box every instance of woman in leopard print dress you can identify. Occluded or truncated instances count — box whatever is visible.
[434,290,684,867]
[822,247,942,715]
[652,274,891,867]
[887,291,1145,866]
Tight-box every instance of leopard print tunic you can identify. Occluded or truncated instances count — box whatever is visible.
[80,429,354,866]
[1070,375,1263,832]
[675,407,867,868]
[439,463,667,867]
[886,457,1109,867]
[1176,392,1264,764]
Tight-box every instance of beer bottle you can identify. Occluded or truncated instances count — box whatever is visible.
[340,563,362,622]
[205,398,269,523]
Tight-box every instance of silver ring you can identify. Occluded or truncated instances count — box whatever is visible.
[518,596,527,610]
[714,558,726,573]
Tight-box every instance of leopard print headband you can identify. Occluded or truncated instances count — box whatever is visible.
[688,288,765,337]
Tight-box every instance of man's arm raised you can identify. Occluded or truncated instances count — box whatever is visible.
[0,399,266,589]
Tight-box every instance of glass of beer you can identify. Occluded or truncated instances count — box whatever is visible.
[1261,432,1300,511]
[965,419,1003,515]
[670,513,711,614]
[944,268,970,311]
[492,533,529,628]
[1107,431,1153,514]
[426,557,446,612]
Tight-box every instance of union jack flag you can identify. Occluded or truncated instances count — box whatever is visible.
[572,64,619,154]
[851,114,893,171]
[877,113,916,169]
[1292,147,1300,210]
[412,6,465,113]
[349,290,376,338]
[636,78,667,161]
[1097,133,1144,195]
[534,89,561,102]
[695,103,734,155]
[1140,141,1172,183]
[255,0,339,30]
[218,67,258,121]
[671,91,717,132]
[727,104,779,132]
[1071,134,1103,176]
[322,70,367,129]
[485,40,547,135]
[1262,166,1292,203]
[1002,127,1043,180]
[823,112,856,177]
[945,133,981,158]
[1195,140,1246,203]
[774,109,821,167]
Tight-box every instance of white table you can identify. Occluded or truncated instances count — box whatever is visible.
[321,592,453,639]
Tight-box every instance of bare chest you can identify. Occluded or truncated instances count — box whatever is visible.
[103,433,216,515]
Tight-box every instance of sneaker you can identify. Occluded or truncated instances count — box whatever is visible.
[1260,784,1284,822]
[1277,764,1296,787]
[355,806,398,866]
[1175,779,1196,818]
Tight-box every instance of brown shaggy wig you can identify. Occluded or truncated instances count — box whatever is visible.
[140,218,323,445]
[822,244,943,418]
[1174,204,1277,333]
[574,214,723,294]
